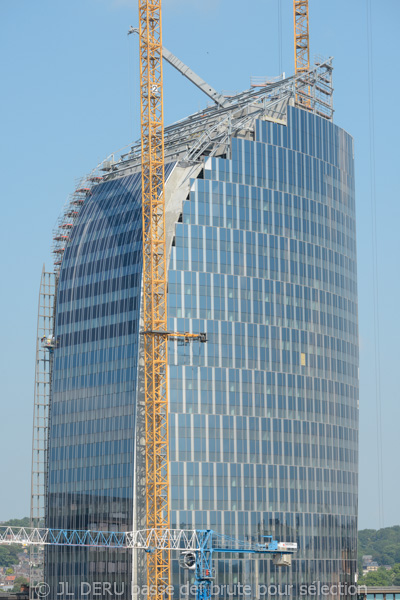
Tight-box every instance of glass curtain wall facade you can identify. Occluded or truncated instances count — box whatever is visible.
[167,106,358,597]
[45,105,358,599]
[46,173,144,599]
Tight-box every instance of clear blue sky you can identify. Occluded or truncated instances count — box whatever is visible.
[1,0,399,531]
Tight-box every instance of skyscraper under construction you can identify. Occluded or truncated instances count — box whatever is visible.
[31,59,358,599]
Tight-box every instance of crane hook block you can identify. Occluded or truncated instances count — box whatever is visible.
[179,551,196,570]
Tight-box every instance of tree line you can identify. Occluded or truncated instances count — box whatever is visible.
[358,525,400,566]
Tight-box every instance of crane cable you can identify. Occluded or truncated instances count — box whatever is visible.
[366,0,384,529]
[278,0,283,76]
[127,34,134,142]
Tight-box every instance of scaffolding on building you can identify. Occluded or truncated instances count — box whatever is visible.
[249,59,333,121]
[30,169,105,594]
[51,176,100,271]
[29,268,56,597]
[295,57,333,120]
[250,74,286,87]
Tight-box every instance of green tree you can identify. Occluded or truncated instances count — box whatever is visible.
[12,576,29,593]
[358,567,392,587]
[0,545,20,568]
[391,564,400,586]
[358,526,400,567]
[1,517,30,528]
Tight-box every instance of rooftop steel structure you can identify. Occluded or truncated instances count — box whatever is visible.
[98,59,333,182]
[47,59,334,277]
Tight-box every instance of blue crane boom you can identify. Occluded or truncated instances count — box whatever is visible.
[0,526,296,600]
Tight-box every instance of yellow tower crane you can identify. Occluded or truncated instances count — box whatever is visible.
[138,1,170,598]
[293,0,311,108]
[138,2,206,598]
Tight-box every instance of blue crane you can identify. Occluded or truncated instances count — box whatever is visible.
[178,530,296,600]
[0,526,297,600]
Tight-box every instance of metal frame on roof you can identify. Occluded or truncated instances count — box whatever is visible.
[46,59,333,277]
[102,58,333,180]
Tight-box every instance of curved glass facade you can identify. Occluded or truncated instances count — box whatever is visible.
[47,173,144,598]
[167,107,358,597]
[46,106,358,599]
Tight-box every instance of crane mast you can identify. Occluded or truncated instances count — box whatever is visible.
[139,1,170,599]
[293,0,310,74]
[293,0,311,108]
